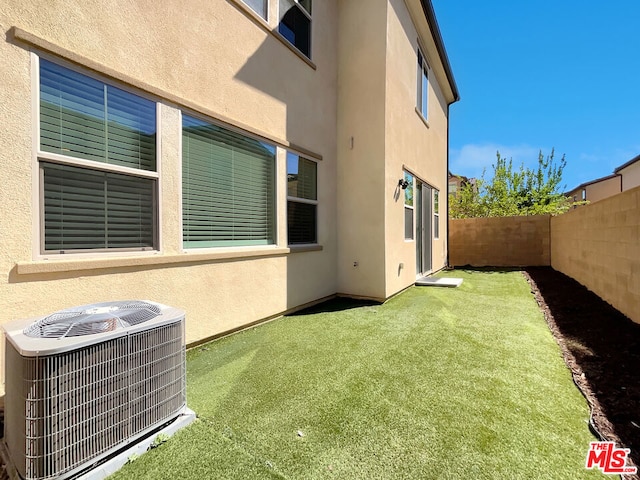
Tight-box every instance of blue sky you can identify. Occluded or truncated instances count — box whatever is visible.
[432,1,640,191]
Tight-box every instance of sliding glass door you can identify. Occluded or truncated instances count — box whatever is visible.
[415,182,432,276]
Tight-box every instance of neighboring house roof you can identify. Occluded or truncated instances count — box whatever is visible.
[448,173,477,185]
[420,0,460,103]
[614,154,640,173]
[566,173,621,194]
[567,154,640,196]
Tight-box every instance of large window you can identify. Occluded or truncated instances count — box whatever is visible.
[417,48,429,119]
[242,0,267,20]
[278,0,312,58]
[38,58,157,252]
[404,172,414,240]
[182,114,276,248]
[287,152,317,244]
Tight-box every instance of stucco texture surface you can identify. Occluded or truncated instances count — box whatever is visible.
[0,0,340,396]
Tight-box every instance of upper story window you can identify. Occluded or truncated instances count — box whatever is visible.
[287,152,317,244]
[278,0,312,58]
[182,114,276,248]
[417,47,429,119]
[242,0,267,20]
[404,172,414,240]
[38,57,158,253]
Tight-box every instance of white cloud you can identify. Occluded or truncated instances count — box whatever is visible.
[449,143,540,179]
[561,146,640,189]
[578,147,640,172]
[450,143,640,188]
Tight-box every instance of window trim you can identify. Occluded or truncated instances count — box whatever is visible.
[403,171,415,241]
[33,52,161,256]
[286,152,318,245]
[15,26,318,160]
[417,45,429,121]
[240,0,269,21]
[277,0,313,60]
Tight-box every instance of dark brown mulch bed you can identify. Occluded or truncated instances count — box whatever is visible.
[524,267,640,479]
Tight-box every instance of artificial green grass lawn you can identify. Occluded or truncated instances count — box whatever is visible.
[111,270,605,479]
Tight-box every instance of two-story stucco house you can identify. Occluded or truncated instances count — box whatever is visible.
[566,154,640,206]
[0,0,459,393]
[614,154,640,192]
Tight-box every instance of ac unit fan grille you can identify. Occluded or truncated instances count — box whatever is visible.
[5,321,186,480]
[23,301,162,339]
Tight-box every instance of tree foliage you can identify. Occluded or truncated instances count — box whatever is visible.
[450,149,578,219]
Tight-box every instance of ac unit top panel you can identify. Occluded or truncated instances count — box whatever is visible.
[3,300,185,357]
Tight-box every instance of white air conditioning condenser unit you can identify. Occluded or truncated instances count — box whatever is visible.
[3,300,189,480]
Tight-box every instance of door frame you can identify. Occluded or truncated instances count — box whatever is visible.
[415,181,433,277]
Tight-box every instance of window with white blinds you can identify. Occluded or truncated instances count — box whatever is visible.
[38,57,157,253]
[182,114,276,248]
[43,163,155,250]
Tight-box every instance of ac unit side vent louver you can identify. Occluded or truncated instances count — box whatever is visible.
[3,301,187,480]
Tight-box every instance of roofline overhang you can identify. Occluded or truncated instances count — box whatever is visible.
[420,0,460,104]
[614,154,640,173]
[566,173,621,193]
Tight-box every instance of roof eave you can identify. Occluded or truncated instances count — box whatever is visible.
[614,154,640,173]
[420,0,460,104]
[567,173,621,192]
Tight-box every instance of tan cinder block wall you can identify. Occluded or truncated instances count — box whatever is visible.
[551,186,640,324]
[449,215,551,267]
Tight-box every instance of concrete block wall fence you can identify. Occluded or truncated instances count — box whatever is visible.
[550,186,640,325]
[449,215,550,267]
[449,186,640,324]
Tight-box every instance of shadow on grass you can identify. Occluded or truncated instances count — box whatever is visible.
[446,266,524,274]
[524,267,640,471]
[289,297,380,316]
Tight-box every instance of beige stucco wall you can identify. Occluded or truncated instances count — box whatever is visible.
[383,0,449,297]
[0,0,339,393]
[0,0,457,396]
[586,176,622,203]
[619,161,640,192]
[336,0,454,300]
[336,0,388,300]
[449,216,551,267]
[551,186,640,324]
[567,176,621,205]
